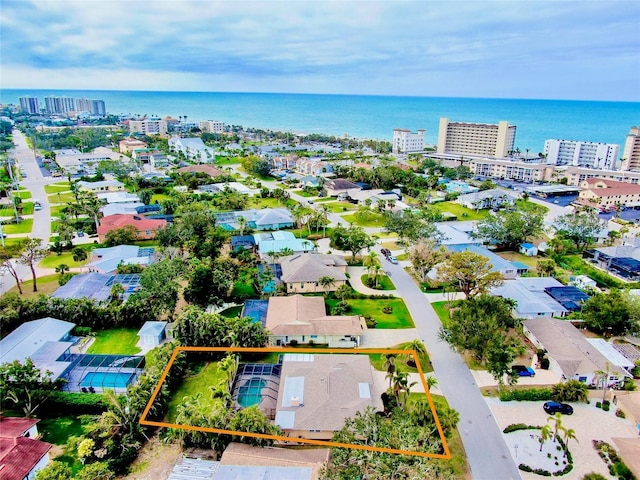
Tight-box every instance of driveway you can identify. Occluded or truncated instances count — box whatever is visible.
[486,397,638,480]
[346,266,399,297]
[374,245,522,479]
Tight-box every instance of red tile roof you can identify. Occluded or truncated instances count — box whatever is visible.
[0,434,51,480]
[97,214,167,236]
[178,165,226,177]
[0,417,39,438]
[589,186,640,197]
[584,178,627,188]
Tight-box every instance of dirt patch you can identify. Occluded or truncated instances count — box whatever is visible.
[120,435,181,480]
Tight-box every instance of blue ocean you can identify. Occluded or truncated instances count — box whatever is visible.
[1,89,638,152]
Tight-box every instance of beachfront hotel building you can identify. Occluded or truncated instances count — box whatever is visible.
[544,139,619,169]
[129,119,168,136]
[199,120,225,133]
[19,96,40,114]
[620,127,640,172]
[437,118,516,158]
[392,128,425,153]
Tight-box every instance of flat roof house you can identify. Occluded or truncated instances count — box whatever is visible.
[279,253,347,293]
[254,231,315,259]
[274,353,383,440]
[491,277,569,319]
[265,295,363,348]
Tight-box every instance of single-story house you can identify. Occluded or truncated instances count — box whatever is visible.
[169,136,215,161]
[178,164,227,178]
[584,245,640,280]
[198,182,254,195]
[265,295,363,347]
[0,416,52,480]
[137,321,168,347]
[0,317,75,381]
[52,273,142,303]
[278,253,347,293]
[456,189,517,210]
[216,208,294,231]
[446,244,518,278]
[97,191,140,204]
[77,180,125,193]
[520,242,538,257]
[324,178,361,198]
[435,222,482,246]
[254,231,315,259]
[274,353,383,440]
[86,245,156,273]
[444,180,479,195]
[97,214,167,242]
[101,202,145,217]
[523,317,630,385]
[491,277,569,319]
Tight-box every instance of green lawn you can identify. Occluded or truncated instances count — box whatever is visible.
[431,300,461,328]
[1,218,33,234]
[39,248,92,268]
[87,328,141,355]
[50,205,68,217]
[360,274,395,291]
[48,192,76,204]
[292,189,314,198]
[14,190,32,200]
[252,197,297,209]
[342,212,386,228]
[369,342,433,373]
[215,156,242,165]
[44,182,71,193]
[151,193,172,204]
[166,362,226,422]
[4,274,63,299]
[21,203,34,215]
[0,206,15,217]
[38,416,86,445]
[516,198,549,214]
[324,201,357,213]
[430,202,489,221]
[327,297,414,328]
[313,197,335,203]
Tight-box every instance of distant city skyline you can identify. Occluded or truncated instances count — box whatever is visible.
[1,1,639,102]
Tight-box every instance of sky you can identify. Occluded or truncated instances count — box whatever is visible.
[1,0,639,101]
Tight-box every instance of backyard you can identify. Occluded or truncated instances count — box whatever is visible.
[39,247,93,268]
[166,361,226,422]
[87,328,141,355]
[5,274,62,298]
[429,201,489,221]
[38,416,87,475]
[326,297,414,328]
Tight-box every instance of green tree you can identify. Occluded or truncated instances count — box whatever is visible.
[17,238,48,292]
[436,251,504,299]
[35,461,73,480]
[75,462,115,480]
[0,358,60,416]
[228,405,282,447]
[582,290,633,336]
[553,210,604,250]
[485,336,523,390]
[184,263,217,308]
[409,239,449,284]
[536,258,556,277]
[329,225,375,262]
[551,380,589,403]
[334,284,352,301]
[104,225,138,247]
[130,258,183,319]
[539,424,553,452]
[562,428,578,459]
[473,210,544,249]
[0,244,24,294]
[318,275,336,294]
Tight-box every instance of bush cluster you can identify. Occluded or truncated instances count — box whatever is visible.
[40,391,108,416]
[503,423,541,433]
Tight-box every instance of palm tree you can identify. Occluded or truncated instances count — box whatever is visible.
[318,275,335,294]
[594,361,619,405]
[383,354,396,388]
[82,194,103,234]
[404,339,427,368]
[55,263,70,276]
[547,412,563,442]
[237,216,247,236]
[72,247,88,263]
[363,251,380,285]
[562,428,578,458]
[539,424,553,451]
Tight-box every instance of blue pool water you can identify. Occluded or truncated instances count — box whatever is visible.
[237,378,266,407]
[80,372,135,388]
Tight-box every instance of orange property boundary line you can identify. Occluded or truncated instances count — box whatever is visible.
[139,346,451,459]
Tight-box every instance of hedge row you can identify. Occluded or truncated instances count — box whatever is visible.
[39,391,108,416]
[499,387,552,402]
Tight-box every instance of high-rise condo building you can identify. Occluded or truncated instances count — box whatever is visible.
[19,96,40,114]
[620,127,640,172]
[76,98,107,115]
[199,120,225,133]
[392,129,425,153]
[44,96,76,114]
[437,118,516,158]
[544,139,619,169]
[129,119,168,135]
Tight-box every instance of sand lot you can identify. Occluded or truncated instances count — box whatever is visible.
[485,397,638,479]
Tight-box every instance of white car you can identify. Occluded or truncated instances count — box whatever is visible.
[389,256,398,264]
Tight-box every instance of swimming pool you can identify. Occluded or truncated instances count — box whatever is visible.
[236,378,266,407]
[80,372,136,389]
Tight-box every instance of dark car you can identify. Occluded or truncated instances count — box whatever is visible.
[543,401,573,415]
[511,365,536,377]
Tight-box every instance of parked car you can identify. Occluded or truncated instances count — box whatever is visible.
[543,401,573,415]
[388,256,399,265]
[511,365,536,377]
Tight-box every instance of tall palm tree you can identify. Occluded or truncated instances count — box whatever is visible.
[82,194,103,234]
[237,216,247,236]
[547,412,564,442]
[318,275,335,294]
[383,354,396,388]
[594,361,619,405]
[539,424,553,451]
[363,251,380,285]
[404,339,427,367]
[562,428,578,458]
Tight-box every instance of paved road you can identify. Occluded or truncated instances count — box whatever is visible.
[0,129,57,294]
[377,248,522,480]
